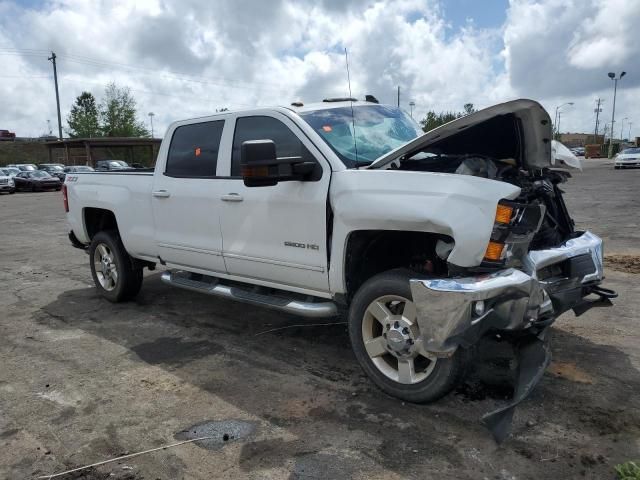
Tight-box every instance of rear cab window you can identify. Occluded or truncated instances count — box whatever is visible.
[166,120,225,177]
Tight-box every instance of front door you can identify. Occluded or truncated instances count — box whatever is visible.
[151,119,227,273]
[217,114,331,293]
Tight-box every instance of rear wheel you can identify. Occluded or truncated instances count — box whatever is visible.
[348,269,468,403]
[89,230,143,302]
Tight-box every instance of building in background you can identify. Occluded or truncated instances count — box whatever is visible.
[558,133,605,147]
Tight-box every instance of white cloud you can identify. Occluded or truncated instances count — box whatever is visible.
[0,0,638,140]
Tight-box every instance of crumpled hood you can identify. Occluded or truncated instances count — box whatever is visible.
[368,99,556,171]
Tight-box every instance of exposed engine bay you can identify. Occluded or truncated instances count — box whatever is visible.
[395,153,576,252]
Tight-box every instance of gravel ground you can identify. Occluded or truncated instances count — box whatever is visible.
[1,159,638,479]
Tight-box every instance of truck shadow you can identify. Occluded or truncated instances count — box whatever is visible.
[39,272,640,479]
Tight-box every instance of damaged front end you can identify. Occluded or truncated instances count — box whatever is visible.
[375,99,618,441]
[410,231,615,441]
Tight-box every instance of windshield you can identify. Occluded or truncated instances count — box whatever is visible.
[622,148,640,154]
[76,166,94,171]
[300,105,422,167]
[18,165,36,171]
[46,165,64,171]
[32,171,51,178]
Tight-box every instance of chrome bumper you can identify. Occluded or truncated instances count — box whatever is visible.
[409,231,605,357]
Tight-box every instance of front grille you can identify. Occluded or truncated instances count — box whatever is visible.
[0,178,7,184]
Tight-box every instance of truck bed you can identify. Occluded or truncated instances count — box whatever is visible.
[66,171,158,262]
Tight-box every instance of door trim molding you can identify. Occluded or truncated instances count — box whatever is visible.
[223,252,325,272]
[157,242,223,257]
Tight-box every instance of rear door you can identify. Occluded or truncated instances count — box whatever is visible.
[216,113,331,293]
[151,119,228,273]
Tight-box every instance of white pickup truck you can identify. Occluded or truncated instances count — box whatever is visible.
[64,98,615,440]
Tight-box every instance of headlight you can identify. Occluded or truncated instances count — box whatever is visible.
[8,179,14,186]
[483,200,545,265]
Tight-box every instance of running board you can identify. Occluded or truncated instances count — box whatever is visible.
[160,271,339,318]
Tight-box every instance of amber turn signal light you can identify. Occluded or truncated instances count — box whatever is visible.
[484,241,505,261]
[495,204,514,224]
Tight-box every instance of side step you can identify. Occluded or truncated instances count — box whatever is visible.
[160,271,339,318]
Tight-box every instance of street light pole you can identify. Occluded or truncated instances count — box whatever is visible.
[629,122,633,142]
[554,102,573,136]
[608,71,627,158]
[409,101,415,119]
[557,112,562,137]
[148,112,155,138]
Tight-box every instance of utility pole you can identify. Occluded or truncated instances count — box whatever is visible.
[593,98,603,143]
[620,117,628,141]
[397,86,400,108]
[628,122,633,142]
[607,71,626,158]
[409,101,415,118]
[47,51,63,140]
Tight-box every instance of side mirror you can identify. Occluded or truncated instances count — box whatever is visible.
[241,139,317,187]
[241,140,279,187]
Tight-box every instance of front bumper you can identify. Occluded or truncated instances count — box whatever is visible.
[410,230,613,442]
[409,231,607,357]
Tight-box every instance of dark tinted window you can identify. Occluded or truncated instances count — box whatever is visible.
[231,116,318,177]
[166,121,224,177]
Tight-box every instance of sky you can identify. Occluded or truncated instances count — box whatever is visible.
[0,0,638,140]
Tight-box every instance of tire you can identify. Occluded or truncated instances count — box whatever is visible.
[348,269,469,403]
[89,230,143,302]
[9,189,15,194]
[31,184,37,192]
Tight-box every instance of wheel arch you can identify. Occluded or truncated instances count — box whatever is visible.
[342,229,454,301]
[83,207,119,241]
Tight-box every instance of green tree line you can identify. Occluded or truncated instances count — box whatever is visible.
[419,103,476,132]
[66,82,149,138]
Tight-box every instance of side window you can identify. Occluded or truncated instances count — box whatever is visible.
[231,116,319,178]
[166,120,224,177]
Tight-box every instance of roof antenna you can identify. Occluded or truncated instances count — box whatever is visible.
[344,48,358,163]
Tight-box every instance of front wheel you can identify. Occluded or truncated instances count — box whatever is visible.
[348,269,468,403]
[89,230,143,302]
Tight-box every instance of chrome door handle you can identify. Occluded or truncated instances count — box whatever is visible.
[152,190,171,198]
[221,193,243,202]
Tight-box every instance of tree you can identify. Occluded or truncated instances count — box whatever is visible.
[419,103,477,132]
[66,92,101,138]
[100,83,149,137]
[419,110,458,132]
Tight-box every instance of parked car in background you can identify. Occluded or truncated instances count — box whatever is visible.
[95,160,132,171]
[614,147,640,169]
[570,147,585,156]
[38,163,64,169]
[0,170,15,194]
[11,164,38,171]
[1,167,19,177]
[63,165,95,173]
[0,129,16,140]
[13,170,62,191]
[38,164,66,181]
